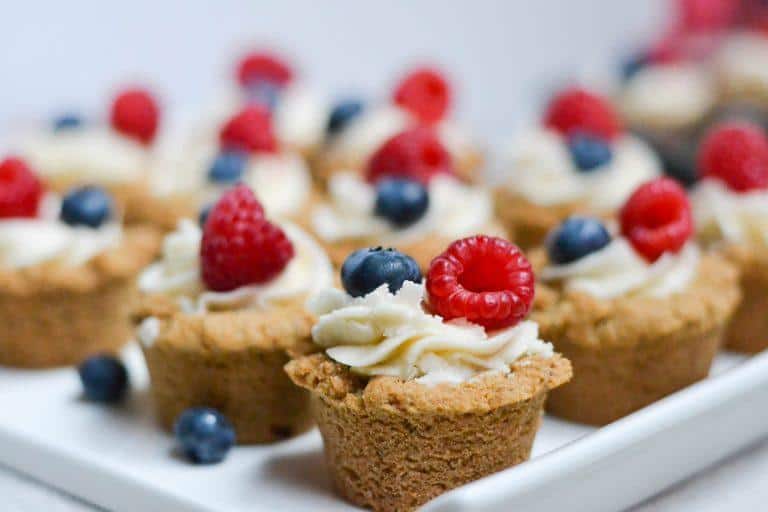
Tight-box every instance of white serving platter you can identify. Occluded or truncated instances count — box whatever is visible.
[0,344,764,512]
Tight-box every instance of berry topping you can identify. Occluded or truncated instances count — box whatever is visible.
[620,178,693,263]
[544,87,622,141]
[110,87,160,145]
[198,203,213,227]
[237,51,294,89]
[393,67,451,124]
[208,150,249,184]
[567,133,613,172]
[201,184,293,292]
[219,105,277,154]
[374,178,430,227]
[675,0,739,33]
[341,247,422,298]
[60,186,114,228]
[53,113,83,132]
[0,157,43,219]
[245,80,282,111]
[366,127,454,185]
[78,355,129,403]
[326,99,365,135]
[620,51,651,82]
[698,121,768,192]
[426,235,534,330]
[547,217,612,265]
[174,408,236,464]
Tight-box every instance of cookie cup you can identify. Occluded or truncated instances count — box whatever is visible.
[493,187,590,250]
[532,252,741,425]
[715,244,768,353]
[0,226,160,368]
[135,296,317,444]
[285,353,571,512]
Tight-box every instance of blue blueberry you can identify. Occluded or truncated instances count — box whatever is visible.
[656,140,698,188]
[245,80,281,111]
[52,113,84,132]
[174,408,236,464]
[547,217,611,265]
[341,247,422,297]
[208,151,248,184]
[568,133,613,172]
[374,178,429,227]
[60,186,114,228]
[198,203,213,226]
[621,51,650,82]
[326,99,364,135]
[78,355,129,403]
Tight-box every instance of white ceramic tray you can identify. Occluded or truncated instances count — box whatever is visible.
[0,344,765,512]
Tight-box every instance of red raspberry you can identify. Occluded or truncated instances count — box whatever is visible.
[698,121,768,192]
[393,67,451,124]
[543,87,622,141]
[200,184,293,292]
[0,157,44,219]
[675,0,739,33]
[236,51,293,88]
[219,105,278,154]
[366,127,454,185]
[620,178,693,263]
[426,235,535,330]
[110,88,160,145]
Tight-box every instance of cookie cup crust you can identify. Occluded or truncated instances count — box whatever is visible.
[532,251,741,425]
[135,296,317,444]
[713,243,768,353]
[493,187,592,250]
[285,353,571,512]
[0,226,161,368]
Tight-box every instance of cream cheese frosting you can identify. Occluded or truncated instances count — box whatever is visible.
[328,104,474,163]
[138,219,333,315]
[502,128,660,210]
[715,31,768,95]
[149,135,311,220]
[0,194,121,269]
[311,173,493,244]
[19,128,148,184]
[307,281,553,385]
[692,179,768,248]
[541,238,700,300]
[274,85,330,152]
[621,64,716,129]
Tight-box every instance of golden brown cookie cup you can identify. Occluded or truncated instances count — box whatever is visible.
[285,353,571,512]
[0,226,160,368]
[715,244,768,353]
[493,187,589,250]
[532,252,741,425]
[135,297,317,444]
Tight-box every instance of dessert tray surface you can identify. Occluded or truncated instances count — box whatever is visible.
[0,344,766,512]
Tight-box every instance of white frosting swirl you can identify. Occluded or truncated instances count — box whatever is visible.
[692,179,768,248]
[541,238,700,300]
[312,173,493,244]
[274,85,330,152]
[19,128,148,184]
[149,134,310,219]
[138,219,332,314]
[502,128,660,210]
[621,64,716,129]
[0,195,121,269]
[307,281,553,385]
[715,31,768,94]
[328,104,474,163]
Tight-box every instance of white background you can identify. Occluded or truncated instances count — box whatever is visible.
[5,1,768,510]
